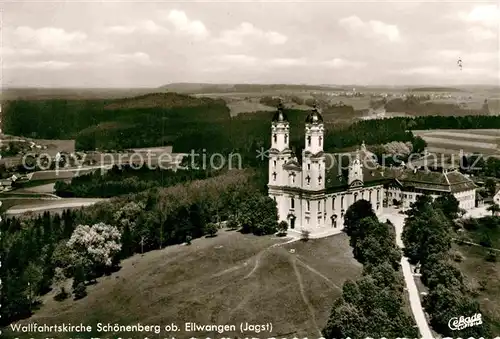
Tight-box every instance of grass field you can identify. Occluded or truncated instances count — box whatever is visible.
[7,231,362,338]
[413,129,500,156]
[455,244,500,334]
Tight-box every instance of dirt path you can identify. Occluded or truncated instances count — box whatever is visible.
[296,257,341,291]
[292,257,322,337]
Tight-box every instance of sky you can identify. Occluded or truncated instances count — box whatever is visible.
[2,0,499,87]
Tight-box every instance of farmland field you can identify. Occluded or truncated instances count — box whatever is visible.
[6,231,362,338]
[413,129,500,156]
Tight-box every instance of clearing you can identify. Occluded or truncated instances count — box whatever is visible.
[7,231,362,338]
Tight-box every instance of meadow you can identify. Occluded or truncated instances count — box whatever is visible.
[6,231,362,339]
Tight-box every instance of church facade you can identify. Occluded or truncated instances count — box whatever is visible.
[267,103,477,236]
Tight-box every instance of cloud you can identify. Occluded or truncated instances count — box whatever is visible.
[218,22,287,46]
[460,5,500,27]
[399,66,493,77]
[467,26,496,41]
[9,26,109,54]
[2,47,41,56]
[109,52,152,65]
[166,10,209,38]
[5,60,73,70]
[104,20,169,35]
[339,16,401,42]
[214,54,258,66]
[268,58,306,67]
[322,58,366,69]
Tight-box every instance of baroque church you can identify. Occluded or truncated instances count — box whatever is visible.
[267,102,477,236]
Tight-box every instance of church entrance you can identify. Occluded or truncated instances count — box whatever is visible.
[331,214,338,228]
[288,214,296,229]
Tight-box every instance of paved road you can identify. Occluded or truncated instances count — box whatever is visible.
[382,209,434,339]
[5,198,106,215]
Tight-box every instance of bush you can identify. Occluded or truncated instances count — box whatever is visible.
[185,235,192,245]
[485,251,497,262]
[73,283,87,300]
[301,229,310,242]
[54,287,69,301]
[277,220,288,236]
[451,250,464,262]
[204,223,218,237]
[226,215,239,230]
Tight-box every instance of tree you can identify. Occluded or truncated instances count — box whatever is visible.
[301,229,310,242]
[67,223,122,278]
[485,178,496,197]
[277,220,288,236]
[487,203,500,216]
[73,282,87,300]
[434,193,460,220]
[204,223,218,237]
[343,200,376,247]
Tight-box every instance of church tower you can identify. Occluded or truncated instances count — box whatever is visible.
[268,100,291,187]
[302,104,325,191]
[348,149,364,187]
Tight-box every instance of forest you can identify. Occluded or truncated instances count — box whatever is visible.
[0,169,277,327]
[3,92,499,158]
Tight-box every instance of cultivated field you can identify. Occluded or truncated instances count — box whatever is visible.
[7,231,362,338]
[413,129,500,156]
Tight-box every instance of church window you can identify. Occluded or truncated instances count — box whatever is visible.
[319,136,322,146]
[307,136,311,147]
[369,190,372,201]
[291,198,295,209]
[306,176,311,185]
[318,201,321,210]
[273,160,276,167]
[273,134,277,143]
[377,189,380,201]
[341,196,344,208]
[272,172,277,181]
[273,196,277,202]
[307,200,310,211]
[307,163,311,171]
[284,134,288,143]
[318,176,322,185]
[332,197,335,209]
[354,193,358,202]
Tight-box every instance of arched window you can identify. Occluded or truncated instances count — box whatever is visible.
[377,189,380,201]
[273,134,277,143]
[332,197,335,209]
[272,172,277,181]
[284,134,288,143]
[318,176,322,185]
[291,198,295,209]
[273,160,277,167]
[318,201,321,210]
[307,135,311,147]
[307,163,311,171]
[319,136,322,146]
[306,176,311,185]
[341,196,344,208]
[306,200,310,211]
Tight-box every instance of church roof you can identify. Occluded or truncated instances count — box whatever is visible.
[305,105,324,124]
[271,100,288,123]
[323,148,476,193]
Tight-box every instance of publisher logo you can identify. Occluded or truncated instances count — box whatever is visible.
[448,312,483,331]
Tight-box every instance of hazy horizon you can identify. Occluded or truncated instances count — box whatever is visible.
[3,0,499,88]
